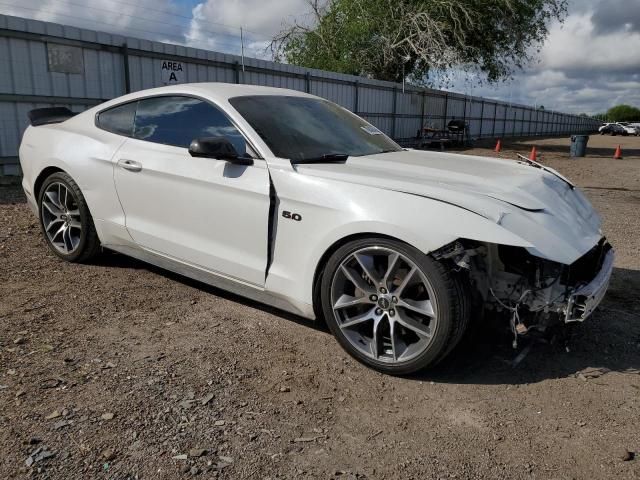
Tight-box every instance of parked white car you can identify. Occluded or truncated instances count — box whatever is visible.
[598,122,614,133]
[617,122,639,136]
[19,83,613,374]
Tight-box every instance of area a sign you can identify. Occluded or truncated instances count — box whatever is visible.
[161,60,184,84]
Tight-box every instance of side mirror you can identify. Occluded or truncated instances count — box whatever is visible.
[188,137,253,165]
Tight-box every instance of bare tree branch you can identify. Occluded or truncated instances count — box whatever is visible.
[270,0,567,85]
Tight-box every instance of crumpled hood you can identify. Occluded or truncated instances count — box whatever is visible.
[296,149,556,214]
[294,149,603,264]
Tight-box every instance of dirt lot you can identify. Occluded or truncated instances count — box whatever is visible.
[1,135,639,479]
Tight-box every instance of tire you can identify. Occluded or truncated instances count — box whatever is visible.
[320,237,470,375]
[37,171,100,263]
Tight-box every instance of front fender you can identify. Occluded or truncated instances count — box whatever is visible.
[265,168,531,317]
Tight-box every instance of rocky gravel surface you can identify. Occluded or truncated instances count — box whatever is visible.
[1,135,639,479]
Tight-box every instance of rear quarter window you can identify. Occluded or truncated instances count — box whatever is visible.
[96,102,137,136]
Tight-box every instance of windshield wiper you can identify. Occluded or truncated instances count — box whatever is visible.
[291,153,349,165]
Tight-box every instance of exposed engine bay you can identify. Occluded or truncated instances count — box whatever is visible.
[433,239,614,347]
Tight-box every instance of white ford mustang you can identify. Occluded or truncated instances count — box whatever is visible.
[19,83,614,374]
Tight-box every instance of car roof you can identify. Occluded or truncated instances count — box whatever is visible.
[180,82,313,100]
[91,82,314,113]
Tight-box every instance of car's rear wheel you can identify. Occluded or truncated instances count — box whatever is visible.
[38,172,100,262]
[320,238,470,375]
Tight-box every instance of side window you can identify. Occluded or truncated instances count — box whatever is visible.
[133,96,247,154]
[96,102,136,136]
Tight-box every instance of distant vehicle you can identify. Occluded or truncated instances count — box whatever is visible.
[599,123,628,136]
[598,123,614,133]
[617,123,639,136]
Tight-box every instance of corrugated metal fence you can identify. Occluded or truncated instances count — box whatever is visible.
[0,13,600,176]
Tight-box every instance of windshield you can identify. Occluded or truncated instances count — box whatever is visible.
[229,95,402,161]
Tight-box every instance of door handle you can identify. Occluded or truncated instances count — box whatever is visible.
[120,159,142,172]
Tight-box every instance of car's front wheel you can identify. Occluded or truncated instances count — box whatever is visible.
[38,172,100,262]
[320,238,470,375]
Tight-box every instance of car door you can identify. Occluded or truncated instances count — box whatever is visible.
[111,95,270,286]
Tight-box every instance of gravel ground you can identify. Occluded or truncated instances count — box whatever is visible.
[1,135,639,479]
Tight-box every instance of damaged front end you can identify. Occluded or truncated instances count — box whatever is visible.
[433,239,614,346]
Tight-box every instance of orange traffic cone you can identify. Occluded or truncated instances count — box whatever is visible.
[494,139,502,153]
[613,145,623,159]
[529,146,538,161]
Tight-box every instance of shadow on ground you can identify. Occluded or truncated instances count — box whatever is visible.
[417,266,640,384]
[91,250,329,335]
[93,249,640,387]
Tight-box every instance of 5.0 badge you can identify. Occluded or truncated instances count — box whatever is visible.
[282,210,302,221]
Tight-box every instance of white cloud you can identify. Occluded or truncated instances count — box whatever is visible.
[2,0,309,59]
[539,11,640,74]
[452,0,640,114]
[185,0,309,57]
[3,0,184,41]
[189,0,308,37]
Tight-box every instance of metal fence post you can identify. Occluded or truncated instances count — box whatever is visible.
[354,80,359,114]
[503,106,508,137]
[121,42,131,94]
[545,112,549,135]
[462,96,467,125]
[547,112,551,135]
[234,61,240,84]
[479,100,485,137]
[391,87,398,139]
[442,93,448,131]
[492,102,497,137]
[305,72,311,94]
[420,90,426,134]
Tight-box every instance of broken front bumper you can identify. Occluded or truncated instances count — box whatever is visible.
[564,248,615,322]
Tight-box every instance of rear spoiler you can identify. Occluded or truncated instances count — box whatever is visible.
[27,107,77,127]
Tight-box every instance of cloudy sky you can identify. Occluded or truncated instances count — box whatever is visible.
[2,0,639,114]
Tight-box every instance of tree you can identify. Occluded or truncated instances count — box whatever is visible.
[606,104,640,122]
[271,0,568,85]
